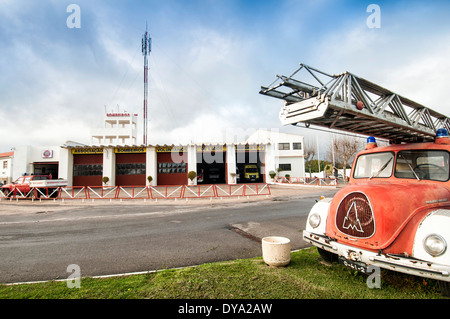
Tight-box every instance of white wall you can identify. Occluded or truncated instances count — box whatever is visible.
[12,145,61,181]
[187,144,197,184]
[59,148,73,186]
[247,130,305,178]
[226,143,237,184]
[102,147,115,186]
[146,146,157,186]
[12,146,31,180]
[0,156,13,183]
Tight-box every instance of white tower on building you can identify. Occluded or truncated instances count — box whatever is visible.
[91,108,138,145]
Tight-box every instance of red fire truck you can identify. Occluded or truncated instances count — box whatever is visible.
[1,174,68,199]
[261,64,450,296]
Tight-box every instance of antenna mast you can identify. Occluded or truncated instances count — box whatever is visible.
[141,23,152,145]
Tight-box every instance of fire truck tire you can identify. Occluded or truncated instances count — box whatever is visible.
[317,248,338,263]
[438,281,450,297]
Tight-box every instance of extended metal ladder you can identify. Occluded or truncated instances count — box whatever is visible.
[260,63,450,143]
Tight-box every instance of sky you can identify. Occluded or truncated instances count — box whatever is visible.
[2,0,450,154]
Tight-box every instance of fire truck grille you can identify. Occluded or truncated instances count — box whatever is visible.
[336,192,375,238]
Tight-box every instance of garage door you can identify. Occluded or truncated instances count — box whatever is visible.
[73,152,103,186]
[116,152,146,186]
[236,144,265,183]
[157,148,187,185]
[197,145,226,184]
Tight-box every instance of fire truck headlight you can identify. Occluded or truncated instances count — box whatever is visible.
[309,213,321,229]
[423,234,447,257]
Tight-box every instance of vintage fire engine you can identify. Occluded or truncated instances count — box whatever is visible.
[261,64,450,296]
[1,174,68,199]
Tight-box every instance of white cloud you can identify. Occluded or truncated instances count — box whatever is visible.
[307,17,450,118]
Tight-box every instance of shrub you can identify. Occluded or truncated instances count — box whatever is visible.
[187,171,197,181]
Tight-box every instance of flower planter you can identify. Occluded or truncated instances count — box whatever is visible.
[261,236,291,267]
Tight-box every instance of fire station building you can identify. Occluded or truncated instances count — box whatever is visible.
[59,143,271,187]
[5,111,305,186]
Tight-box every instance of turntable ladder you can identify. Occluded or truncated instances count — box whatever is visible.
[260,63,450,143]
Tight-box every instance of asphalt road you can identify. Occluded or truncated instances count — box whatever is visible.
[0,189,338,284]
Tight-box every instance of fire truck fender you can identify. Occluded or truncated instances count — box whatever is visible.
[305,197,333,236]
[412,209,450,265]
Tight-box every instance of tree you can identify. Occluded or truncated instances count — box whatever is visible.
[304,159,332,175]
[304,140,316,178]
[330,136,361,180]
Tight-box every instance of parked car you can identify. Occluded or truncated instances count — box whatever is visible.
[244,165,259,182]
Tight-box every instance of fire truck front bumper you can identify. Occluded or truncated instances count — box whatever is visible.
[303,230,450,282]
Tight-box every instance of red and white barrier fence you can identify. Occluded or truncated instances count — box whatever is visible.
[0,183,271,201]
[274,176,338,186]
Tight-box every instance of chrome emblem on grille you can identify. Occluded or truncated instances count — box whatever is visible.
[336,192,375,238]
[342,201,364,233]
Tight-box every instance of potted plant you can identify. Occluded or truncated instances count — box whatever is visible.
[147,176,153,186]
[276,167,283,176]
[230,172,236,184]
[102,176,109,186]
[187,171,197,185]
[269,170,276,183]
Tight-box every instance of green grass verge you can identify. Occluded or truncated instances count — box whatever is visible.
[0,248,445,299]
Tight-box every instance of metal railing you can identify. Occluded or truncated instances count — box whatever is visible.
[0,183,271,201]
[274,176,338,186]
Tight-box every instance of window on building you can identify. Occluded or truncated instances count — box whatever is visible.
[2,161,7,169]
[73,164,103,177]
[293,143,302,150]
[278,143,290,150]
[279,164,292,171]
[158,162,187,174]
[116,163,146,175]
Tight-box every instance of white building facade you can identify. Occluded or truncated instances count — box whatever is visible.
[12,146,61,181]
[246,130,305,178]
[0,152,13,184]
[3,130,305,187]
[91,111,138,145]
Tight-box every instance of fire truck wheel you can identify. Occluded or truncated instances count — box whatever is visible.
[439,281,450,297]
[317,248,338,263]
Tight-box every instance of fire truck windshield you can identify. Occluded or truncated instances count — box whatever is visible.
[354,150,450,181]
[354,152,394,179]
[395,150,449,182]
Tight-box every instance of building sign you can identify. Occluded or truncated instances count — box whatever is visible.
[72,148,104,154]
[236,145,266,151]
[196,145,227,152]
[106,113,135,117]
[115,147,146,154]
[156,146,186,153]
[41,150,53,158]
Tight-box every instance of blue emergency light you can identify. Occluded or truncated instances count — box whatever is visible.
[367,136,376,144]
[365,136,377,149]
[436,128,449,138]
